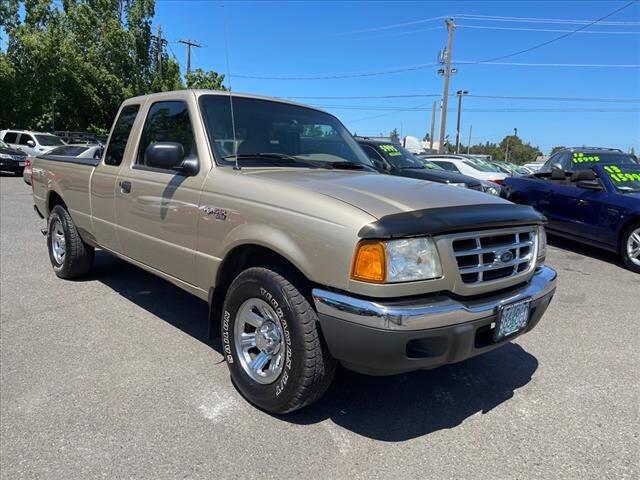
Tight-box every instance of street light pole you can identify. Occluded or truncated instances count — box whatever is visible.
[455,89,468,154]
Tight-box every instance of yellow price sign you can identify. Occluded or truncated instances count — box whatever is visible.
[379,144,402,156]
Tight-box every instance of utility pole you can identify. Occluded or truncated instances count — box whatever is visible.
[178,38,202,77]
[429,101,436,152]
[438,18,455,154]
[455,89,468,154]
[152,25,168,77]
[467,125,472,154]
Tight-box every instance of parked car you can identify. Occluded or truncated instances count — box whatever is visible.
[45,144,104,160]
[31,90,556,413]
[523,162,545,172]
[355,137,501,196]
[0,139,28,176]
[421,154,509,184]
[1,130,66,157]
[489,160,532,176]
[537,147,637,174]
[503,163,640,272]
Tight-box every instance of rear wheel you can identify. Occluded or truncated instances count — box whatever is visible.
[47,205,94,278]
[221,267,335,414]
[621,223,640,273]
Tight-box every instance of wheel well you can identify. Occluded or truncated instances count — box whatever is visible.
[47,191,66,215]
[209,244,313,335]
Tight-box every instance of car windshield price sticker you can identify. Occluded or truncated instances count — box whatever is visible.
[572,152,600,164]
[379,144,402,156]
[603,165,640,183]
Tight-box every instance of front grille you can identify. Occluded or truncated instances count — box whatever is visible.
[452,228,536,284]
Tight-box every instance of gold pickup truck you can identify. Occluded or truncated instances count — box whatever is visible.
[31,90,557,413]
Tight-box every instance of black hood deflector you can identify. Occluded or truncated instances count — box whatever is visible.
[359,203,546,239]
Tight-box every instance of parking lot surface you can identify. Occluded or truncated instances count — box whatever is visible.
[1,175,638,479]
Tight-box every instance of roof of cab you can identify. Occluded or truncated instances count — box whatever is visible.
[121,89,330,115]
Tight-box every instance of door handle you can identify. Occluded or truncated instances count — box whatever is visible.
[119,180,131,194]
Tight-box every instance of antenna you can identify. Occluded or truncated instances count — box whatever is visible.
[220,2,240,170]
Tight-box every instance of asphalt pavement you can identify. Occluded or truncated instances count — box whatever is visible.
[1,174,638,479]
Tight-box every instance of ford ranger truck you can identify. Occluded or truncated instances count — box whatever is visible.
[31,90,557,413]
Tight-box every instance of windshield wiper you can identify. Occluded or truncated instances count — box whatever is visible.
[320,161,370,170]
[222,152,322,168]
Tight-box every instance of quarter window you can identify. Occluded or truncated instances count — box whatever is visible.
[104,105,140,166]
[137,101,196,167]
[3,132,18,143]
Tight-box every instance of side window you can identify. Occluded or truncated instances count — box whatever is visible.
[3,132,18,143]
[560,152,573,171]
[18,134,34,145]
[360,144,386,169]
[137,101,196,167]
[104,104,140,166]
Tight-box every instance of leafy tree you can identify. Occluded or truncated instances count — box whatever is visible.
[0,1,225,133]
[186,68,227,90]
[550,145,565,155]
[389,128,400,144]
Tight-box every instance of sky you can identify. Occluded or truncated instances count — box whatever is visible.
[154,0,640,154]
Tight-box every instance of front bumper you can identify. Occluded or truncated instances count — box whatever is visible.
[312,265,556,375]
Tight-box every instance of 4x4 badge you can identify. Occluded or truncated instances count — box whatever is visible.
[202,206,228,221]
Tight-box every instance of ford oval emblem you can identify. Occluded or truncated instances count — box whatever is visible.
[498,250,514,263]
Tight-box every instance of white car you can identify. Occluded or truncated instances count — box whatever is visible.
[425,155,509,183]
[523,162,545,172]
[0,129,66,157]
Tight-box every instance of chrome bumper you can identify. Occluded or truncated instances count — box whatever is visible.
[312,265,557,331]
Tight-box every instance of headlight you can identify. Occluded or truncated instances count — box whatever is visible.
[447,182,467,188]
[0,153,11,159]
[536,226,547,264]
[481,182,501,196]
[351,237,442,283]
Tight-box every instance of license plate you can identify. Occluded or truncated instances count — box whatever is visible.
[19,161,25,166]
[494,298,531,341]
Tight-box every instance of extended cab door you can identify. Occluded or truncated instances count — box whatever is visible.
[114,96,209,285]
[90,103,141,252]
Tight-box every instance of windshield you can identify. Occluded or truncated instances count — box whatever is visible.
[423,161,444,170]
[602,165,640,192]
[571,151,637,169]
[374,143,426,169]
[199,95,373,168]
[463,158,501,172]
[35,134,65,146]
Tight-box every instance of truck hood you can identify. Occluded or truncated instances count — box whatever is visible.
[242,168,510,219]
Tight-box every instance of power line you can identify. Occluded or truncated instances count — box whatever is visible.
[286,93,640,103]
[471,1,639,65]
[455,13,640,26]
[307,15,447,38]
[458,24,640,35]
[232,62,438,80]
[456,60,640,68]
[312,104,640,112]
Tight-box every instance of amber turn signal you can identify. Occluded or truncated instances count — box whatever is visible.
[351,241,386,283]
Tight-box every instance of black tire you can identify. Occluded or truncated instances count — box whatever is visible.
[620,222,640,273]
[221,267,336,414]
[47,205,94,279]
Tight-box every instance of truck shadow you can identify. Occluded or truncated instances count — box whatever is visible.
[284,343,537,441]
[92,250,538,442]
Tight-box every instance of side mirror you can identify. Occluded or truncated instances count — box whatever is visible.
[550,166,565,180]
[26,140,36,148]
[576,180,602,190]
[145,142,198,175]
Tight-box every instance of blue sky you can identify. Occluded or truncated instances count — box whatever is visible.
[155,0,640,154]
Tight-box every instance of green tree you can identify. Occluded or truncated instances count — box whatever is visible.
[0,1,225,133]
[389,128,400,144]
[550,145,565,155]
[185,68,227,90]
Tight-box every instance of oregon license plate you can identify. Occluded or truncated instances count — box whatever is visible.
[494,299,531,341]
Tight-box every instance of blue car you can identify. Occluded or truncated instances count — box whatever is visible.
[503,150,640,273]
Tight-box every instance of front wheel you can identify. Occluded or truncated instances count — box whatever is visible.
[221,267,335,413]
[621,223,640,273]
